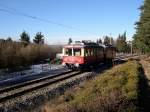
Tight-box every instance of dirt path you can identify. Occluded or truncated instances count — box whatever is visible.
[139,58,150,112]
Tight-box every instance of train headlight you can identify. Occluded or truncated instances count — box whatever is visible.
[75,63,79,67]
[62,62,66,66]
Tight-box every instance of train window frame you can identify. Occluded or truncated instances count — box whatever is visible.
[87,49,90,56]
[93,48,96,56]
[90,49,93,56]
[84,48,93,57]
[84,48,88,57]
[65,48,72,56]
[73,48,81,56]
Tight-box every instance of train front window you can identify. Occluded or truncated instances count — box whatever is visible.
[65,48,72,56]
[73,49,81,56]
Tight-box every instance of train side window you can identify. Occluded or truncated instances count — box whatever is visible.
[94,49,96,56]
[85,49,93,56]
[85,49,88,57]
[65,48,72,56]
[85,49,87,57]
[90,49,93,56]
[74,49,81,56]
[88,49,91,56]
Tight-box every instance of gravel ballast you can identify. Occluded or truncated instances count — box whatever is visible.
[0,70,100,112]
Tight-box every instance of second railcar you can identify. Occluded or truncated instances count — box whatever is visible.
[104,45,116,63]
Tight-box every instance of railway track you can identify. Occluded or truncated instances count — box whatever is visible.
[0,54,140,104]
[116,54,138,59]
[0,70,82,103]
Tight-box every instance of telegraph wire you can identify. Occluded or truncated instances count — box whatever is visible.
[0,4,99,36]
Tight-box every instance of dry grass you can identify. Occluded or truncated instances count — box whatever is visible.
[140,56,150,79]
[42,61,141,112]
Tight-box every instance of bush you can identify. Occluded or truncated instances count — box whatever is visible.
[0,40,60,69]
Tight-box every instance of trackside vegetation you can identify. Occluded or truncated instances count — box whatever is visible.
[0,31,62,70]
[133,0,150,53]
[0,40,61,70]
[43,61,141,112]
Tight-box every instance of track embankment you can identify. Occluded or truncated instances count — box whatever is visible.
[139,57,150,111]
[0,54,141,112]
[42,60,142,112]
[0,70,99,112]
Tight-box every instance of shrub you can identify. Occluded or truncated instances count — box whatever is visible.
[0,40,60,70]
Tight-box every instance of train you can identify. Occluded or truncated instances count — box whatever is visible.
[62,40,116,70]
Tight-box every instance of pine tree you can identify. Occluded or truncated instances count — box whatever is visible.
[133,0,150,53]
[6,37,12,42]
[98,38,102,44]
[103,36,110,45]
[33,32,44,44]
[96,38,102,44]
[20,31,30,44]
[110,38,115,46]
[116,32,128,53]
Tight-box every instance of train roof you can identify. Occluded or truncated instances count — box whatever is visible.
[63,40,116,49]
[64,41,104,48]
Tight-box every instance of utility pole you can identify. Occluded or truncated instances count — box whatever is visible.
[131,41,133,54]
[110,33,112,45]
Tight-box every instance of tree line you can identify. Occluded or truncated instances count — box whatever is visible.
[99,32,131,53]
[68,32,132,53]
[133,0,150,54]
[0,31,61,70]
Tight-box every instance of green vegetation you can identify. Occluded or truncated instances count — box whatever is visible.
[33,32,44,44]
[96,38,102,44]
[45,61,141,112]
[116,32,130,53]
[20,31,30,44]
[97,32,131,53]
[133,0,150,53]
[103,35,114,46]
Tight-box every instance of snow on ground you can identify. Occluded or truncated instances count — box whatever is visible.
[31,64,63,74]
[0,64,64,81]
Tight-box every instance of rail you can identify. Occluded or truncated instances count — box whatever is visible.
[0,71,82,103]
[0,54,140,104]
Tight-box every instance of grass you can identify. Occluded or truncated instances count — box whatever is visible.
[43,61,141,112]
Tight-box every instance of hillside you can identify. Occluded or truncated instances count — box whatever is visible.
[42,60,142,112]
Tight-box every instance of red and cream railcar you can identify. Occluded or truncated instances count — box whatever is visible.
[62,41,105,69]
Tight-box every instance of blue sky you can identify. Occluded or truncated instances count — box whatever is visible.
[0,0,143,44]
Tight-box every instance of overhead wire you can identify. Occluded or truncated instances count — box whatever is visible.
[0,4,99,36]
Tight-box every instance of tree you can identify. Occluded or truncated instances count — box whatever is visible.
[68,38,73,44]
[33,32,44,44]
[96,38,102,44]
[116,32,128,53]
[103,36,110,45]
[103,35,115,46]
[6,37,12,42]
[133,0,150,53]
[20,31,30,44]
